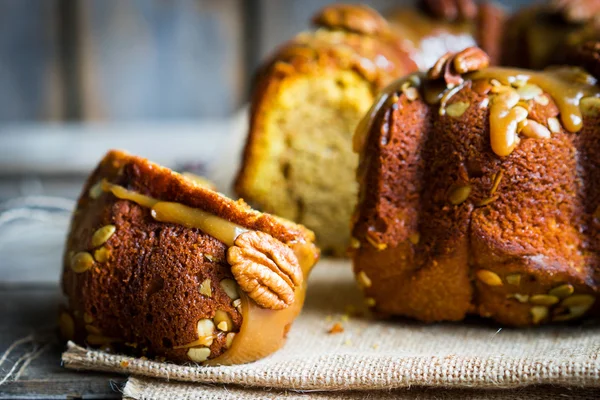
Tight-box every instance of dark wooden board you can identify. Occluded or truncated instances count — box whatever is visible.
[0,284,123,399]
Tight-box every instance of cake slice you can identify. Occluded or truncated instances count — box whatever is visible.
[60,150,319,364]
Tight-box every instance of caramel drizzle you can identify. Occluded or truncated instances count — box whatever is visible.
[470,67,600,133]
[101,180,248,246]
[101,180,317,366]
[354,66,600,158]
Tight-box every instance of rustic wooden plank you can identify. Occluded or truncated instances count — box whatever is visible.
[75,0,244,120]
[0,284,123,399]
[0,0,63,121]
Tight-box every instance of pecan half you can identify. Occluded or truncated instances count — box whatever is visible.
[428,47,490,87]
[312,4,390,36]
[227,231,303,310]
[423,0,478,21]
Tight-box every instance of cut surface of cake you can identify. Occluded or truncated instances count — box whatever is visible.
[61,150,319,364]
[351,47,600,326]
[236,2,503,256]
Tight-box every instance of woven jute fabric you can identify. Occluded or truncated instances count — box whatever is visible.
[122,376,600,400]
[62,259,600,394]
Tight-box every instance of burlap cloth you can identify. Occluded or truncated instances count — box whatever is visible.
[62,259,600,398]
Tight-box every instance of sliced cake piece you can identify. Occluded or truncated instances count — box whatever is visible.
[60,150,319,364]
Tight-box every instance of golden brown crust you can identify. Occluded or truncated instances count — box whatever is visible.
[235,6,416,256]
[352,65,600,326]
[312,4,391,36]
[62,150,318,362]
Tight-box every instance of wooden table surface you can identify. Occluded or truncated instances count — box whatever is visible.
[0,284,124,399]
[0,122,242,399]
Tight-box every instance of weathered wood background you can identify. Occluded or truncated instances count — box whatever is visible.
[0,0,529,122]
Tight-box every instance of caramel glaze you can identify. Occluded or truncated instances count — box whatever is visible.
[101,180,316,366]
[470,67,600,134]
[354,66,600,159]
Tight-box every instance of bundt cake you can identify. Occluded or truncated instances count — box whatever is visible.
[236,1,504,256]
[351,47,600,326]
[60,150,319,364]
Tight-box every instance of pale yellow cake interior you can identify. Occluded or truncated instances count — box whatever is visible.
[246,70,374,255]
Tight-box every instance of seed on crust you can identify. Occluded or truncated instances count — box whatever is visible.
[512,293,529,303]
[187,347,211,363]
[85,324,102,335]
[93,247,110,263]
[476,269,503,286]
[530,306,548,324]
[220,279,240,300]
[225,333,236,349]
[516,83,543,100]
[196,319,216,346]
[490,170,503,195]
[475,196,498,207]
[401,82,419,102]
[408,232,420,245]
[214,310,233,332]
[365,297,376,307]
[446,101,470,118]
[350,237,361,249]
[232,298,242,313]
[580,96,600,116]
[199,279,212,297]
[561,294,595,308]
[520,119,551,139]
[89,181,104,199]
[83,312,94,324]
[547,117,561,133]
[505,274,521,286]
[534,94,549,106]
[448,185,471,205]
[366,234,387,251]
[530,294,560,306]
[91,225,116,248]
[548,284,574,299]
[71,252,94,273]
[357,270,372,289]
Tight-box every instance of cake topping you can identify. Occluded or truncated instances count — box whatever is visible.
[228,231,303,310]
[100,180,305,311]
[472,66,599,134]
[427,47,490,87]
[423,0,478,21]
[489,87,528,156]
[70,251,95,273]
[312,4,390,36]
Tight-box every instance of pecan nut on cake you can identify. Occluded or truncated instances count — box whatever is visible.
[60,150,319,364]
[236,2,503,257]
[351,47,600,326]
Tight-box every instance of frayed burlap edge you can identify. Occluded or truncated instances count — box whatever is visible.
[62,342,600,391]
